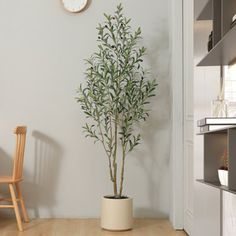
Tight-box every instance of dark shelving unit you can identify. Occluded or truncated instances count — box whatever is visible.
[196,2,236,234]
[198,127,236,193]
[196,0,236,193]
[196,0,236,66]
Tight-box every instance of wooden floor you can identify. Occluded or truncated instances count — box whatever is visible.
[0,218,187,236]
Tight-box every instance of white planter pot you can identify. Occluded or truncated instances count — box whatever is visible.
[218,169,228,186]
[101,196,133,231]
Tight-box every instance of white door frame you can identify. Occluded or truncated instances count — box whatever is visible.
[183,0,194,234]
[170,0,184,230]
[170,0,194,232]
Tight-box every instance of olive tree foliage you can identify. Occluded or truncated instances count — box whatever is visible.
[76,4,157,198]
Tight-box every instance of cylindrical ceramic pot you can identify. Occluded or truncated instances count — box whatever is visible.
[101,196,133,231]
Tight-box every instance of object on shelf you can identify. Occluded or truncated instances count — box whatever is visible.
[197,117,236,127]
[218,170,228,186]
[231,14,236,28]
[218,149,228,186]
[211,96,228,117]
[211,76,228,117]
[232,14,236,22]
[199,124,230,133]
[207,31,213,52]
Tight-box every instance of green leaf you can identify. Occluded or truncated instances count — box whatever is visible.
[76,4,157,187]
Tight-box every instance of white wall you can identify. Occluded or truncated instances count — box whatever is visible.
[0,0,171,218]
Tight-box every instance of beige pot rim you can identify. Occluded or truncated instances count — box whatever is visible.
[102,196,133,201]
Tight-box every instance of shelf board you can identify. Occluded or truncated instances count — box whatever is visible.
[197,125,236,135]
[197,179,236,194]
[196,0,213,21]
[197,24,236,66]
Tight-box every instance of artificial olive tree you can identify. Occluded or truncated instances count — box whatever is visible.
[76,4,157,198]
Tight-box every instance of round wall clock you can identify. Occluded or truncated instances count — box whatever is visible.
[62,0,88,13]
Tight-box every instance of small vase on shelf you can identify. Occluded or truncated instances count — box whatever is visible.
[218,149,228,187]
[218,169,228,186]
[211,96,228,117]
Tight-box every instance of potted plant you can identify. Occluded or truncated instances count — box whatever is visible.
[218,148,228,186]
[76,4,157,231]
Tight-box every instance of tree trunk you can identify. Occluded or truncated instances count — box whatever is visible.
[119,145,126,197]
[113,163,118,197]
[113,116,118,197]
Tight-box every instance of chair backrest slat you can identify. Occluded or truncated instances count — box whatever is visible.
[12,126,27,180]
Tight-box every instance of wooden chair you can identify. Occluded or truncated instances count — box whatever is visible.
[0,126,29,231]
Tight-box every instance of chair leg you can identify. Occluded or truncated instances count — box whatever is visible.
[15,183,30,222]
[9,184,23,232]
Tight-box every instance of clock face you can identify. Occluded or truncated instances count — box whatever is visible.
[62,0,88,13]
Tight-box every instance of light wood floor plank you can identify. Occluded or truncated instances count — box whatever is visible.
[0,219,187,236]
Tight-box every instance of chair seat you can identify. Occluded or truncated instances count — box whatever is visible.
[0,176,22,183]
